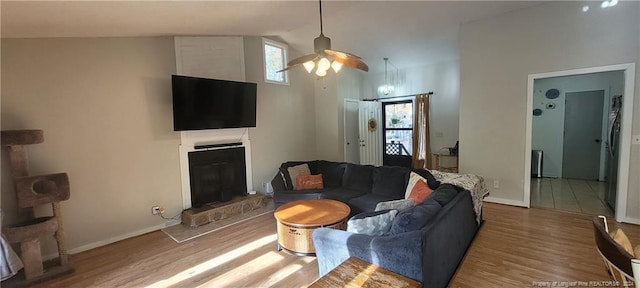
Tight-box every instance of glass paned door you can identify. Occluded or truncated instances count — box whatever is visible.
[383,100,413,167]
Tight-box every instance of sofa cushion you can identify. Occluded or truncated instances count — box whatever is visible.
[296,174,324,190]
[390,197,442,234]
[430,184,459,206]
[320,187,368,203]
[375,198,414,212]
[287,164,311,190]
[371,166,410,198]
[347,209,398,236]
[342,163,375,193]
[279,161,318,189]
[317,160,346,188]
[411,168,440,189]
[348,193,399,214]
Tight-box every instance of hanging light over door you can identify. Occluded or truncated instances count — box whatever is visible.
[378,57,395,96]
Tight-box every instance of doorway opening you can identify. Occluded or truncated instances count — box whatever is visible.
[525,63,635,222]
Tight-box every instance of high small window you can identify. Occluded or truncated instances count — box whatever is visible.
[263,38,289,85]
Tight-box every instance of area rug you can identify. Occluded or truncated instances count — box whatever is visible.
[162,200,274,243]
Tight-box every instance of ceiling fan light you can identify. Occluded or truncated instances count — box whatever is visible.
[318,57,331,72]
[303,61,315,73]
[315,68,327,77]
[331,60,343,73]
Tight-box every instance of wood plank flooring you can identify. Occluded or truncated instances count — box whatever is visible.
[33,214,318,288]
[451,203,639,287]
[32,203,639,287]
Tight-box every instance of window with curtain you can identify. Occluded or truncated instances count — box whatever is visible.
[383,100,413,156]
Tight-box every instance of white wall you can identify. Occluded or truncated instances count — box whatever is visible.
[314,73,340,161]
[532,71,624,179]
[337,69,364,161]
[1,37,182,254]
[315,69,364,162]
[243,36,317,188]
[363,60,460,155]
[459,0,640,219]
[0,36,319,255]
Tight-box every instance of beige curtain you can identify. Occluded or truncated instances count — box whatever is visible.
[412,93,431,169]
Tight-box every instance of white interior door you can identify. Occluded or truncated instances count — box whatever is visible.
[344,99,360,163]
[359,101,382,166]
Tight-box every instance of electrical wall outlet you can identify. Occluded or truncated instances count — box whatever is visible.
[152,206,160,215]
[493,180,500,189]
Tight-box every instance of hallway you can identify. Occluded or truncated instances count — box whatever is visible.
[530,178,613,216]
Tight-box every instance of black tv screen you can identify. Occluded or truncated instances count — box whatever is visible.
[172,75,257,131]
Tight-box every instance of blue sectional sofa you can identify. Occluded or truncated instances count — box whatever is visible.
[271,160,440,215]
[271,160,480,287]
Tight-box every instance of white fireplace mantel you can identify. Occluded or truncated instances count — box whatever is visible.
[179,129,253,209]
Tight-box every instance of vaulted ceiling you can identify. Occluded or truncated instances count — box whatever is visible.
[1,1,541,72]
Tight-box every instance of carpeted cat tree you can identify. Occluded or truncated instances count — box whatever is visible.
[1,130,73,285]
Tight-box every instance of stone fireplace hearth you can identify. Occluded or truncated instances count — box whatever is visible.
[181,194,268,228]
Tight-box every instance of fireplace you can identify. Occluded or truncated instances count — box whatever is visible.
[188,146,247,208]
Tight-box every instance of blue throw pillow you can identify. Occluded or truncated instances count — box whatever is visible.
[347,209,398,236]
[389,197,442,234]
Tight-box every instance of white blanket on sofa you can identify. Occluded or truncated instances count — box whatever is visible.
[1,233,23,281]
[428,170,489,224]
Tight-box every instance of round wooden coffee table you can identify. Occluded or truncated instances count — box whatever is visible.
[274,199,350,256]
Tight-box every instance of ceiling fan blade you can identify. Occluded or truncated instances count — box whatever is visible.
[343,59,369,72]
[325,49,368,72]
[325,49,362,60]
[277,53,319,72]
[334,56,369,72]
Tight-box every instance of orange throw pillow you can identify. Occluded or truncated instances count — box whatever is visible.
[296,174,324,190]
[407,179,433,205]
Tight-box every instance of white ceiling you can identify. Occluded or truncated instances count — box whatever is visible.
[1,1,541,72]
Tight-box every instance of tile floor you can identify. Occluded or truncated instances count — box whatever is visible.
[530,177,613,216]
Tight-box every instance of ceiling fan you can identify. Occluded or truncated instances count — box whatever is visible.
[279,0,369,77]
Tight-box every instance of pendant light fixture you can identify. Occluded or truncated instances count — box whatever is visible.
[378,57,395,96]
[278,0,368,77]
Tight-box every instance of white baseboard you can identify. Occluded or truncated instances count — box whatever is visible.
[68,220,183,255]
[622,216,640,225]
[42,219,182,261]
[483,196,527,207]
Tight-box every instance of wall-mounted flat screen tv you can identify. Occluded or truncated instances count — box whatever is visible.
[172,75,257,131]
